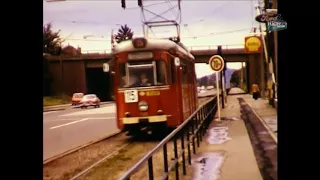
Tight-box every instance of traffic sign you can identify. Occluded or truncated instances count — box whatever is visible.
[209,55,225,72]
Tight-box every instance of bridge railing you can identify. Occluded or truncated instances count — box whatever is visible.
[119,96,218,180]
[81,49,112,54]
[187,44,244,51]
[80,44,245,54]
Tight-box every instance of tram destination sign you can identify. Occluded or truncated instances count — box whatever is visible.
[209,55,225,72]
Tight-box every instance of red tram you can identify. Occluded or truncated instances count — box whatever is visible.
[105,37,198,135]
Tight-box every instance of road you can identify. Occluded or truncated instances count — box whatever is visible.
[43,103,120,161]
[229,87,245,94]
[198,89,217,98]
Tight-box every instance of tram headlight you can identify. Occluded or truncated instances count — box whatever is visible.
[125,112,131,117]
[138,100,148,111]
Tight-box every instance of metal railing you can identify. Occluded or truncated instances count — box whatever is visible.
[119,96,218,180]
[79,44,245,54]
[81,49,112,54]
[187,44,244,51]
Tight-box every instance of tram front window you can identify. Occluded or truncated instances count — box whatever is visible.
[119,60,168,88]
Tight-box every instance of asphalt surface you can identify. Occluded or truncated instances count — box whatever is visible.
[43,103,120,161]
[197,89,217,97]
[229,87,245,94]
[43,88,239,162]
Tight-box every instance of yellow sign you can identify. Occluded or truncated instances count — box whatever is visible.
[139,92,146,96]
[244,36,262,53]
[146,91,160,96]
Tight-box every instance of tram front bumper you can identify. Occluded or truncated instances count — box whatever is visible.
[122,115,167,124]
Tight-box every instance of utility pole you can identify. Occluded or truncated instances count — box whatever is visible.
[240,62,243,90]
[218,45,225,108]
[255,5,269,99]
[257,26,266,98]
[59,42,64,96]
[58,32,73,96]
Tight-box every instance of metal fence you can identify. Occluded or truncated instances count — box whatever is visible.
[187,44,245,51]
[79,44,245,54]
[119,96,218,180]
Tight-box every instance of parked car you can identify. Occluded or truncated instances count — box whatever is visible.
[207,86,214,90]
[72,93,84,106]
[79,94,101,108]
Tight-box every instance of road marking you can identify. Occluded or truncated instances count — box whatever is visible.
[43,111,59,115]
[57,117,110,121]
[49,117,116,130]
[60,105,116,117]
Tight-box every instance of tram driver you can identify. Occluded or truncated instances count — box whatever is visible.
[137,72,152,86]
[121,75,138,88]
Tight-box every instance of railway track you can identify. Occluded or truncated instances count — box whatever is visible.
[43,98,212,180]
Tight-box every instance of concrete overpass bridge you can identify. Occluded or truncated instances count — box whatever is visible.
[45,44,263,97]
[188,44,263,92]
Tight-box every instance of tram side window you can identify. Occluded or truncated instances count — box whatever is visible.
[119,63,127,88]
[181,60,188,85]
[168,55,174,84]
[156,60,168,85]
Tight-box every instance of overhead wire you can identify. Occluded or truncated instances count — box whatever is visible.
[61,28,252,41]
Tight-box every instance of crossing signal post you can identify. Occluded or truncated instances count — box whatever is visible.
[209,55,225,122]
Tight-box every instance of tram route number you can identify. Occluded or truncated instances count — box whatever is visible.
[146,91,160,96]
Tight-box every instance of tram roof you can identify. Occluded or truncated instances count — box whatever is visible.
[112,38,195,60]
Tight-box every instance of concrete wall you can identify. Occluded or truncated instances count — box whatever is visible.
[48,60,86,96]
[193,53,263,94]
[47,55,113,97]
[46,51,263,97]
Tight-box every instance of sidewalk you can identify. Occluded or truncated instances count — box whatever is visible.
[241,94,277,137]
[228,87,277,137]
[187,94,267,180]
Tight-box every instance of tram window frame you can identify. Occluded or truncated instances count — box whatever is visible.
[118,59,169,88]
[155,60,168,85]
[181,59,188,85]
[166,53,175,84]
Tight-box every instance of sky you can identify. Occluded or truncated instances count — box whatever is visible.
[43,0,263,78]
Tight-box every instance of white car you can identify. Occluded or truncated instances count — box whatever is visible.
[207,86,214,90]
[79,94,101,108]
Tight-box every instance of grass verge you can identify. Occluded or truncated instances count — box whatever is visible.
[43,95,71,106]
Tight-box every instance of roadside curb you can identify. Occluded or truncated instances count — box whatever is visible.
[43,108,66,112]
[242,98,277,143]
[43,130,121,165]
[43,101,115,112]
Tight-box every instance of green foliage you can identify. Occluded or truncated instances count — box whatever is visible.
[43,95,71,106]
[230,70,240,86]
[43,23,64,55]
[114,24,134,43]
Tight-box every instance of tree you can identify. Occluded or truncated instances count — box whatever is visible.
[114,24,134,43]
[43,23,64,55]
[43,23,63,96]
[230,69,240,87]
